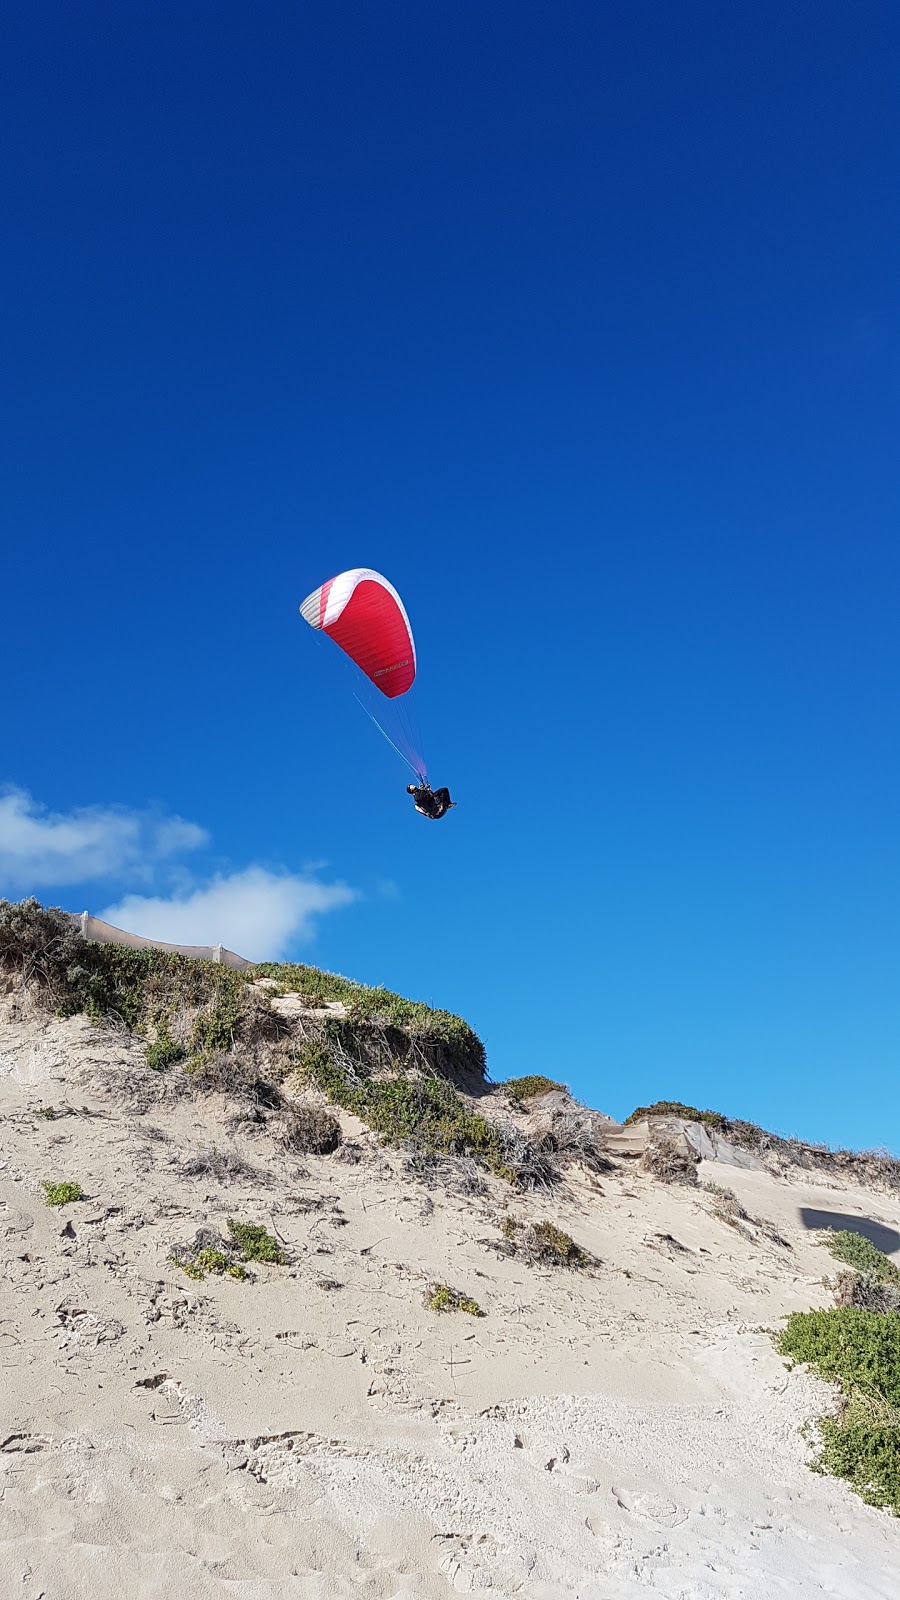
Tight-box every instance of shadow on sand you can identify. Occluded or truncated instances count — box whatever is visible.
[799,1208,900,1258]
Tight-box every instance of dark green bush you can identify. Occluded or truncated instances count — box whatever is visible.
[779,1309,900,1409]
[815,1403,900,1513]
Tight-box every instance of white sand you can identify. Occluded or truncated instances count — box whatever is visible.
[1,995,898,1597]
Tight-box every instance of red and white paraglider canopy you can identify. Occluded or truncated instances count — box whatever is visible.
[299,568,416,699]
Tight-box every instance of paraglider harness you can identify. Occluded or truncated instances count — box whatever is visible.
[407,782,456,820]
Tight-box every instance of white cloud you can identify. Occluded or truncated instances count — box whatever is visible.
[0,787,208,890]
[101,867,357,961]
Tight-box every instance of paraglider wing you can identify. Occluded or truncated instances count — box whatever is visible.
[299,569,416,698]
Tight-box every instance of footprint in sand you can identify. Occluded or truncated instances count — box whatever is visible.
[611,1487,689,1528]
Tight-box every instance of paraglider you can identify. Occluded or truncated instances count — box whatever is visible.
[299,568,455,818]
[406,783,456,820]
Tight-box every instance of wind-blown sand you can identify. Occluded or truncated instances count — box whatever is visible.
[1,996,897,1597]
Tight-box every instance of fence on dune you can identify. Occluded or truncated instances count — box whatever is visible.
[69,911,253,971]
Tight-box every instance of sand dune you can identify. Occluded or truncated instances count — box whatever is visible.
[1,991,898,1598]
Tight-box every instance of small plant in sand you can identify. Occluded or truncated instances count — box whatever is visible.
[504,1075,566,1105]
[777,1308,900,1514]
[36,1106,56,1120]
[227,1219,286,1265]
[43,1180,83,1206]
[169,1229,249,1281]
[185,1248,248,1282]
[427,1283,485,1317]
[501,1215,593,1268]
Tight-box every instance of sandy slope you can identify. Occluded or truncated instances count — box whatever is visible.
[1,997,898,1598]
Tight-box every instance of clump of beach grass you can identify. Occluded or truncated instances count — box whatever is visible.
[427,1283,484,1317]
[500,1215,594,1269]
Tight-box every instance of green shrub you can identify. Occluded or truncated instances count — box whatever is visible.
[527,1220,590,1267]
[779,1309,900,1409]
[777,1308,900,1513]
[815,1402,900,1513]
[147,1036,185,1071]
[227,1219,285,1265]
[428,1283,484,1316]
[823,1231,900,1284]
[43,1180,82,1206]
[505,1075,566,1104]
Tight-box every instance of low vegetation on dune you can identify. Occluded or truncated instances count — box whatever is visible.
[504,1075,567,1104]
[823,1230,900,1283]
[500,1214,594,1269]
[778,1305,900,1515]
[0,897,540,1186]
[255,960,486,1079]
[293,1038,553,1187]
[821,1231,900,1315]
[0,899,484,1083]
[168,1220,286,1280]
[427,1283,484,1316]
[43,1180,83,1206]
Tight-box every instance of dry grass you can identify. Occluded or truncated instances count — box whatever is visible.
[827,1270,900,1313]
[536,1107,612,1173]
[404,1150,488,1196]
[277,1103,342,1155]
[640,1133,700,1186]
[179,1146,269,1185]
[187,1048,283,1109]
[703,1182,751,1231]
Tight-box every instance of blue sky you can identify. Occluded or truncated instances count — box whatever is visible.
[2,3,897,1151]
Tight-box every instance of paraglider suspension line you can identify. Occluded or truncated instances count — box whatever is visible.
[352,693,427,783]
